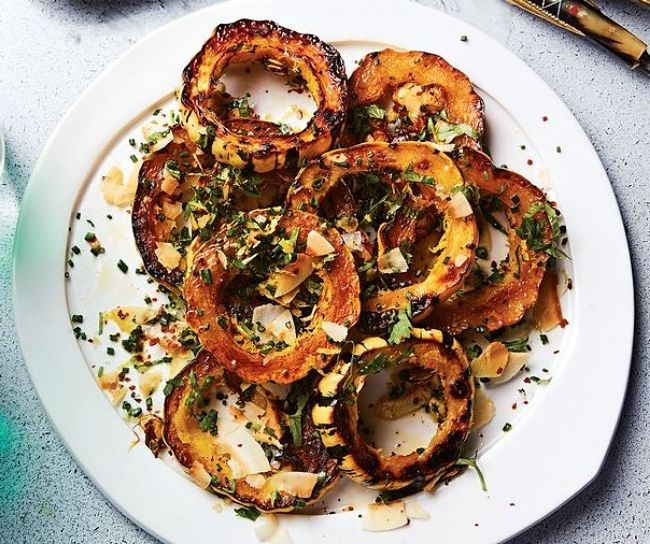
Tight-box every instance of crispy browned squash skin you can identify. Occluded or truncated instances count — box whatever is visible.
[164,351,338,511]
[289,142,478,333]
[426,148,552,334]
[342,50,484,147]
[183,209,361,384]
[132,128,212,290]
[180,19,348,173]
[312,330,474,491]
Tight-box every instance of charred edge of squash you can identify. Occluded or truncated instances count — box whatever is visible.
[343,49,484,148]
[425,147,554,335]
[312,331,474,491]
[163,351,339,511]
[180,19,348,172]
[183,209,361,385]
[132,152,186,291]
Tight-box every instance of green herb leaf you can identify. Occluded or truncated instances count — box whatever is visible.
[388,306,412,345]
[234,507,260,521]
[456,456,487,492]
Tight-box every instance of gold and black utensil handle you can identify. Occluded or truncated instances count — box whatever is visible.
[507,0,650,73]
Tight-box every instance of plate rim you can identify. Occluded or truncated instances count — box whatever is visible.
[12,0,634,543]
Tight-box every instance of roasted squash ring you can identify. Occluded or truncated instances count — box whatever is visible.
[180,19,348,173]
[426,148,553,334]
[342,50,484,149]
[164,351,338,511]
[312,329,474,491]
[288,142,478,332]
[184,208,361,384]
[132,127,213,290]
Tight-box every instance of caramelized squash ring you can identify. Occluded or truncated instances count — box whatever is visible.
[343,50,484,148]
[132,128,213,290]
[184,209,361,384]
[426,148,553,334]
[312,329,474,491]
[288,142,478,332]
[164,351,338,511]
[180,19,348,173]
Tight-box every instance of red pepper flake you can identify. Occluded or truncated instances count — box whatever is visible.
[509,502,516,507]
[511,402,518,410]
[527,159,533,166]
[524,377,531,384]
[129,385,136,391]
[524,400,529,405]
[542,115,549,122]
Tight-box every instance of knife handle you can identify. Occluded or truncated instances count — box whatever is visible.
[506,0,648,67]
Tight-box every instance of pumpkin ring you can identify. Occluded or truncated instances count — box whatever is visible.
[184,208,361,384]
[180,19,348,173]
[426,148,554,334]
[164,351,339,511]
[311,328,474,491]
[288,141,478,333]
[342,50,484,149]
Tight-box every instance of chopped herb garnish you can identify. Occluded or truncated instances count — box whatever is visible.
[503,337,529,353]
[287,394,309,447]
[456,456,487,491]
[71,314,84,324]
[502,422,513,432]
[234,507,260,521]
[117,260,128,274]
[388,305,412,345]
[200,269,213,285]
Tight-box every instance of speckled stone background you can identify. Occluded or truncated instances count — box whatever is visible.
[0,0,648,542]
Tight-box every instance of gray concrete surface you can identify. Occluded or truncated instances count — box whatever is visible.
[0,0,648,542]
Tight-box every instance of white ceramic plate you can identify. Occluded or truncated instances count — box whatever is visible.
[13,0,634,543]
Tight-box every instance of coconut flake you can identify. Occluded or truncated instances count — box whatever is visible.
[138,370,161,398]
[252,304,287,344]
[404,500,430,521]
[322,321,348,343]
[341,231,366,253]
[265,471,319,498]
[218,426,271,477]
[449,191,473,218]
[272,254,314,297]
[471,387,495,430]
[101,165,137,207]
[306,230,335,257]
[491,352,528,385]
[188,461,211,489]
[362,501,408,532]
[155,242,181,271]
[253,514,278,542]
[470,342,509,378]
[377,247,409,274]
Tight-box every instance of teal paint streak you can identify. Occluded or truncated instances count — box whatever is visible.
[0,412,23,506]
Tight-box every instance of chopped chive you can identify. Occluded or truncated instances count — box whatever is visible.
[84,232,96,242]
[71,245,81,255]
[502,423,513,432]
[107,347,115,356]
[71,314,84,324]
[130,154,138,163]
[117,260,128,274]
[97,366,104,378]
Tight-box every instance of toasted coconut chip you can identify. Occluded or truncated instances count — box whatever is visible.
[470,342,509,378]
[322,321,348,342]
[253,514,278,542]
[533,270,567,332]
[404,500,430,521]
[377,247,409,274]
[306,230,335,256]
[155,242,182,271]
[98,369,127,406]
[449,191,473,218]
[101,165,138,207]
[219,426,272,478]
[471,387,495,430]
[138,370,162,398]
[362,501,408,532]
[188,461,212,489]
[491,352,528,385]
[271,254,314,297]
[245,474,267,489]
[264,471,319,498]
[162,200,183,221]
[341,231,366,253]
